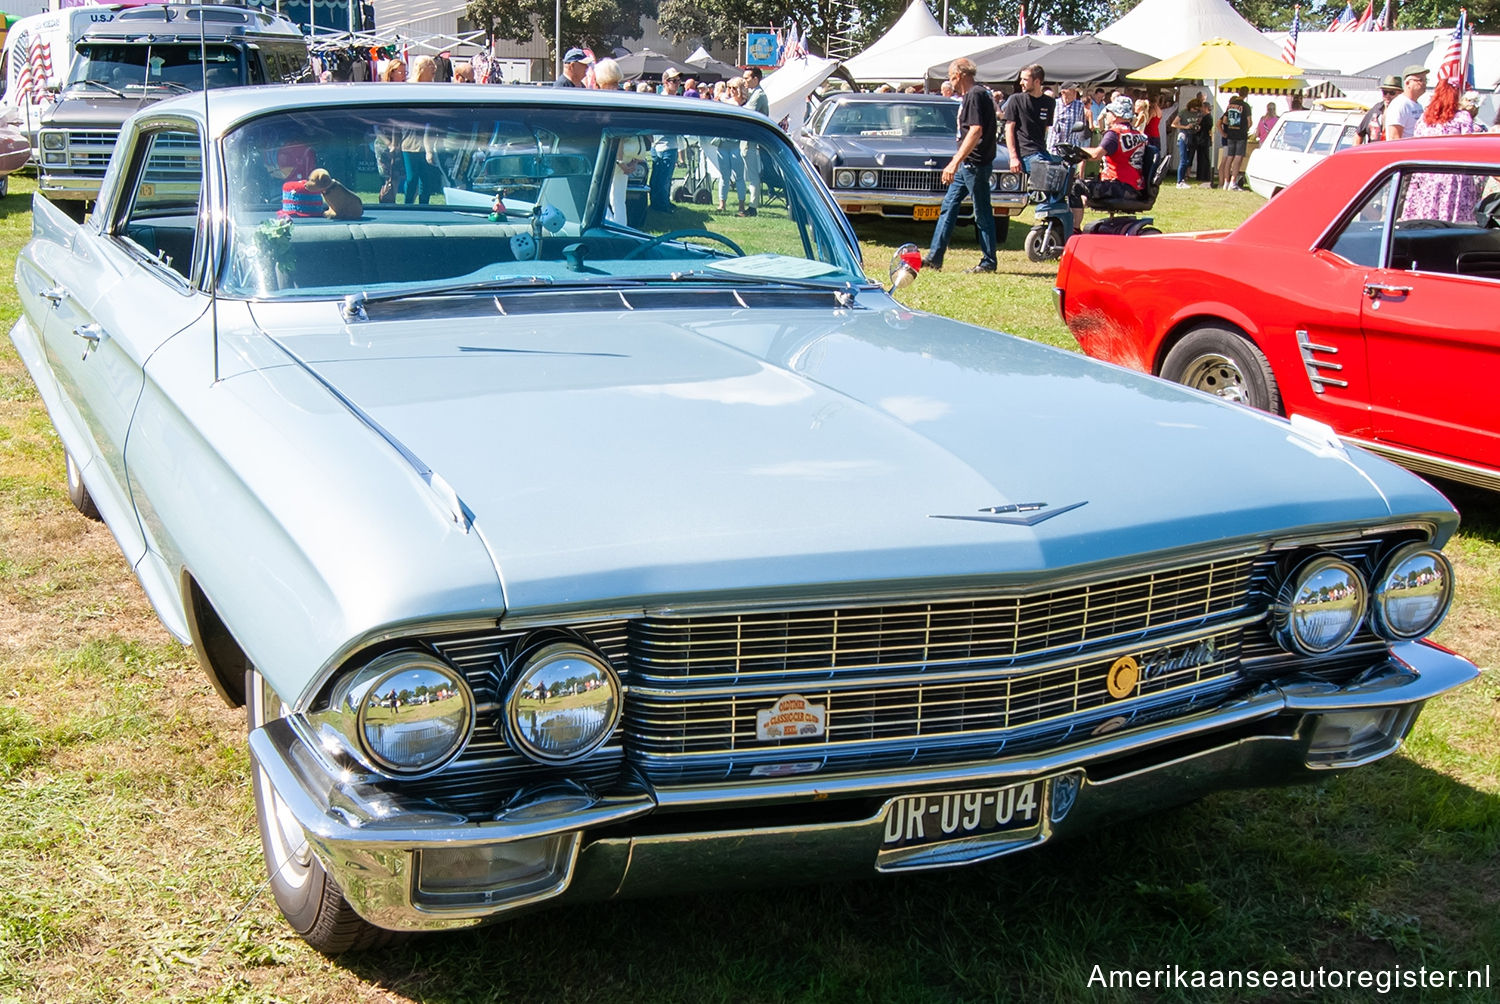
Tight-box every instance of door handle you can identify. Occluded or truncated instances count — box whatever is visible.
[1363,283,1412,301]
[72,323,102,359]
[42,286,68,307]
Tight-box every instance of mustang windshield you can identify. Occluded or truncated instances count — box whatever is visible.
[218,104,866,297]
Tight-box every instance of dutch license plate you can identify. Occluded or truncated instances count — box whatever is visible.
[914,205,940,221]
[881,780,1045,850]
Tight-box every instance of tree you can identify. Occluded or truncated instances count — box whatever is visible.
[465,0,661,59]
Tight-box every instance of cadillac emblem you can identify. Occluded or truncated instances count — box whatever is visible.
[1106,655,1140,699]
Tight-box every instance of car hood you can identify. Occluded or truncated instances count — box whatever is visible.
[44,93,155,125]
[815,135,1013,170]
[249,297,1448,616]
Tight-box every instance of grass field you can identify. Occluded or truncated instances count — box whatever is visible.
[1,172,1496,1003]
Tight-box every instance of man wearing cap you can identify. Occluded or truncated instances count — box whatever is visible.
[1358,76,1402,144]
[556,48,589,87]
[1078,95,1149,205]
[651,70,684,213]
[924,57,999,272]
[1385,66,1428,140]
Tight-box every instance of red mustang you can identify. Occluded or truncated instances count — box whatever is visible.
[1056,134,1500,491]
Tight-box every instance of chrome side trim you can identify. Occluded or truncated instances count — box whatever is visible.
[1296,329,1347,394]
[1340,436,1500,493]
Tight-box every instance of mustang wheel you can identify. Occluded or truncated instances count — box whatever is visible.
[64,452,101,521]
[248,669,396,954]
[1161,326,1281,413]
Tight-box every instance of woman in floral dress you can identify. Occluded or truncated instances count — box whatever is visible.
[1401,82,1483,223]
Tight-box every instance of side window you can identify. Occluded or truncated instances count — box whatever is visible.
[117,128,203,281]
[1325,174,1396,268]
[1334,125,1360,152]
[248,49,266,85]
[1391,166,1500,278]
[1268,118,1317,152]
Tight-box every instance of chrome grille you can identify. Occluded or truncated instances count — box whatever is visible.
[879,168,944,192]
[623,558,1257,779]
[631,558,1253,684]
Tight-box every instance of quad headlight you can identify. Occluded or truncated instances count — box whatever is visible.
[1370,545,1452,640]
[41,131,64,151]
[323,650,475,775]
[996,172,1021,192]
[505,643,621,764]
[833,169,856,188]
[1273,554,1367,656]
[859,169,878,188]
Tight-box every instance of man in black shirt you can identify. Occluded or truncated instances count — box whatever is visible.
[1003,63,1070,243]
[923,58,998,273]
[555,48,588,87]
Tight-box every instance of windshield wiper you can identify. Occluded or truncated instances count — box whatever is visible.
[340,275,645,320]
[664,269,876,300]
[72,79,129,98]
[151,80,194,93]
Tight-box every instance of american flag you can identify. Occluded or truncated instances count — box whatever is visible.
[1438,9,1469,87]
[18,35,54,104]
[1329,2,1357,31]
[1018,3,1027,36]
[1282,6,1300,65]
[1373,0,1389,30]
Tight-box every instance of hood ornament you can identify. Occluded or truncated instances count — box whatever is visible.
[930,501,1088,526]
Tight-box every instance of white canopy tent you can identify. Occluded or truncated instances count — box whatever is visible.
[1099,0,1281,60]
[842,0,1027,84]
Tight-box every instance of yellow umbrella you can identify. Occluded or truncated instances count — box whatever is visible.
[1129,37,1303,82]
[1129,38,1303,182]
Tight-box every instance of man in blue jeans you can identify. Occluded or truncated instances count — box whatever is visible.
[1002,63,1070,245]
[923,57,997,273]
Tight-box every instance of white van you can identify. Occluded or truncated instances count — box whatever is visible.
[0,5,121,146]
[1244,100,1366,200]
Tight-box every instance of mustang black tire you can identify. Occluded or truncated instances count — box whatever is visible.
[248,668,399,954]
[1160,325,1281,414]
[64,452,101,521]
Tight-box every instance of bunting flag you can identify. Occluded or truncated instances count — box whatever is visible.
[1018,3,1027,36]
[1329,2,1357,31]
[1438,9,1468,88]
[1281,6,1300,65]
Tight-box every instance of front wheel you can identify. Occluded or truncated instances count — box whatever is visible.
[248,669,396,954]
[1023,218,1066,261]
[1160,325,1281,413]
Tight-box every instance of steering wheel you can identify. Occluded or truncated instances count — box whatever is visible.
[622,228,745,260]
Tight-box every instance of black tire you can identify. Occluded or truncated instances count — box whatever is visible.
[1135,225,1162,236]
[55,198,89,224]
[1160,325,1281,413]
[248,669,399,954]
[1023,218,1065,262]
[0,176,8,199]
[64,452,101,521]
[993,214,1010,243]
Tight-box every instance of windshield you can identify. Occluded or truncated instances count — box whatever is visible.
[820,101,957,138]
[218,103,866,298]
[69,43,243,92]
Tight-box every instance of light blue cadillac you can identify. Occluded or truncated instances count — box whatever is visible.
[11,84,1478,953]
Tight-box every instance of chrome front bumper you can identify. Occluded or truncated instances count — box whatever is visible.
[834,191,1027,217]
[247,640,1478,932]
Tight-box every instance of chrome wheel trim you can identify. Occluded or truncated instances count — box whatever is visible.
[251,677,315,888]
[1180,353,1248,402]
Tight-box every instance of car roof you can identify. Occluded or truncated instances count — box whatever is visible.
[821,92,953,103]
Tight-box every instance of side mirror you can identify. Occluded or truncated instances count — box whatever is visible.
[889,242,921,291]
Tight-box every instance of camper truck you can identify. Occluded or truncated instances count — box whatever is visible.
[0,5,122,148]
[37,4,309,218]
